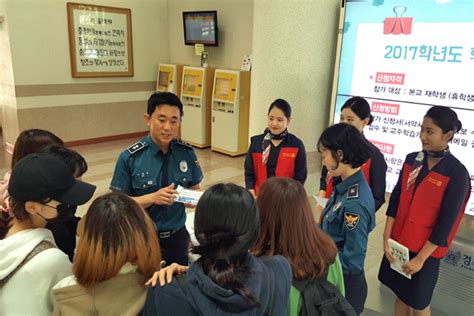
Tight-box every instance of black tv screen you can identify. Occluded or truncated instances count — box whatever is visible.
[183,11,218,46]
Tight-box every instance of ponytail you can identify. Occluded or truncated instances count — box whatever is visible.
[193,183,260,307]
[193,237,259,307]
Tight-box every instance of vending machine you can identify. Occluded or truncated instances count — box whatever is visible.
[211,69,251,156]
[180,66,214,148]
[156,64,183,95]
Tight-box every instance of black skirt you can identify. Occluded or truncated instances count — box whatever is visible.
[378,252,441,310]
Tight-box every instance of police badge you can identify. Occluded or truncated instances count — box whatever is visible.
[180,160,188,173]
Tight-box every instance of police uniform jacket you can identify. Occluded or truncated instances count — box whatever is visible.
[387,151,470,258]
[321,170,376,273]
[110,135,203,231]
[320,138,387,211]
[244,133,307,194]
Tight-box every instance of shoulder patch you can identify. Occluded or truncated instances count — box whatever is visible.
[347,184,359,199]
[176,139,193,149]
[127,141,147,155]
[344,212,360,230]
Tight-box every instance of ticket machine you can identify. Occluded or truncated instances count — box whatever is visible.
[156,64,183,95]
[211,69,251,156]
[180,66,214,148]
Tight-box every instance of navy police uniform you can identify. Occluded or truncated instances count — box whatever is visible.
[320,137,387,211]
[110,135,203,265]
[321,169,375,315]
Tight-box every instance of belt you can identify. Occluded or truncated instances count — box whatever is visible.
[158,228,179,239]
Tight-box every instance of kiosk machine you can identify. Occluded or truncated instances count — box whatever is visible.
[211,69,251,156]
[180,66,214,148]
[156,64,183,95]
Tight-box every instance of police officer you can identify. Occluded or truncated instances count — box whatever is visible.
[110,92,203,266]
[319,96,387,212]
[318,123,376,315]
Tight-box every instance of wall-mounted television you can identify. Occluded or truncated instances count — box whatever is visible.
[183,11,218,46]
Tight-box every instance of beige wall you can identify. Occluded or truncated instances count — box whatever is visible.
[3,0,341,153]
[249,0,340,152]
[0,0,19,149]
[167,0,254,70]
[3,0,169,144]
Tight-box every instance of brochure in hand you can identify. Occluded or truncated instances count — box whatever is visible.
[388,238,412,279]
[175,185,203,206]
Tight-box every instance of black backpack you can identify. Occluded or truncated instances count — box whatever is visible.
[292,274,356,316]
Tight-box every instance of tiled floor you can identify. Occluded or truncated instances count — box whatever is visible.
[0,136,461,315]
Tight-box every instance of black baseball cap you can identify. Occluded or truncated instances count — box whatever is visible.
[8,153,96,205]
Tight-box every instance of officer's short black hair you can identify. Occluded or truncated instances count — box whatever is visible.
[317,123,370,168]
[147,92,183,117]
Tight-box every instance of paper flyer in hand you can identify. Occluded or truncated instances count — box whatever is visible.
[175,185,203,206]
[312,194,328,208]
[388,238,411,279]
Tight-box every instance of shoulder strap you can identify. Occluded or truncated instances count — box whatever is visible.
[292,270,328,292]
[292,272,331,316]
[264,265,276,316]
[0,240,55,287]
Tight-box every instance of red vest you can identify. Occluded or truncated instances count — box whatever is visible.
[324,159,372,199]
[391,163,468,258]
[252,147,299,194]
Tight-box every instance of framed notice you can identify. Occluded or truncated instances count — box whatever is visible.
[67,2,133,77]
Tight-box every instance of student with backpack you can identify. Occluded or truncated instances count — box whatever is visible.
[252,177,355,316]
[142,183,292,316]
[147,178,355,316]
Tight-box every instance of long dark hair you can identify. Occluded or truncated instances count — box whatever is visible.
[252,177,338,280]
[11,129,63,169]
[192,183,260,307]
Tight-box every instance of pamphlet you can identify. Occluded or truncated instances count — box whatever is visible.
[388,238,411,279]
[175,185,203,206]
[312,194,328,208]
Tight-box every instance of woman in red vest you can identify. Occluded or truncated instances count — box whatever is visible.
[244,99,307,196]
[318,97,387,211]
[378,106,470,316]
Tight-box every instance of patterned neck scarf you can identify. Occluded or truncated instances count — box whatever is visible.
[262,128,288,165]
[406,147,449,190]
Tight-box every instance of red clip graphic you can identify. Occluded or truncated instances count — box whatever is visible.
[384,6,413,35]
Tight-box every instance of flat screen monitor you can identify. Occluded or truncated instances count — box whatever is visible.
[183,11,218,46]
